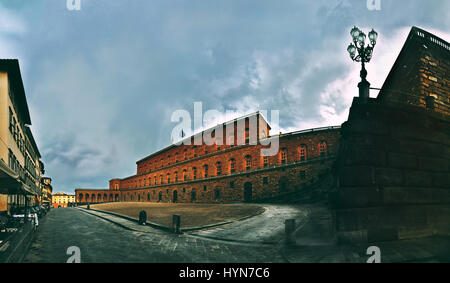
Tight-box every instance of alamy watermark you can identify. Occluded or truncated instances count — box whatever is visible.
[67,0,81,11]
[367,0,381,11]
[66,246,81,263]
[367,246,381,263]
[66,1,380,12]
[171,102,280,157]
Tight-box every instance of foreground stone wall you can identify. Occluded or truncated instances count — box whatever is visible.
[332,97,450,243]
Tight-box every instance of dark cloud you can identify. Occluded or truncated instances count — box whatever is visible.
[0,0,448,193]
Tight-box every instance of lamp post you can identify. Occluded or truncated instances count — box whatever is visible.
[347,26,378,100]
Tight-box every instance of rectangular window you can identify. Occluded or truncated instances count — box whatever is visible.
[263,177,269,185]
[217,163,222,176]
[230,159,235,173]
[300,147,307,162]
[9,108,13,133]
[230,181,235,188]
[263,156,269,168]
[281,150,287,164]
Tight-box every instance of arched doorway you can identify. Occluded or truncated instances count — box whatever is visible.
[244,182,252,202]
[173,190,178,203]
[279,177,288,192]
[115,194,119,202]
[214,187,221,201]
[191,189,197,202]
[158,191,163,202]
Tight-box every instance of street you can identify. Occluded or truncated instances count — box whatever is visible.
[23,207,287,263]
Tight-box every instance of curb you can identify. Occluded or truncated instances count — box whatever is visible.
[77,206,265,233]
[77,207,173,232]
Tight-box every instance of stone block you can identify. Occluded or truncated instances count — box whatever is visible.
[345,149,386,166]
[337,187,382,208]
[432,172,450,188]
[404,170,432,187]
[418,157,449,172]
[375,168,403,186]
[339,166,375,187]
[388,152,418,169]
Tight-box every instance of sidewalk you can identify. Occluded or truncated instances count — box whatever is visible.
[282,205,450,263]
[77,208,166,234]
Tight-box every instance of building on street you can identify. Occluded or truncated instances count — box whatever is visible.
[52,193,76,208]
[0,59,45,215]
[76,112,341,204]
[41,177,53,207]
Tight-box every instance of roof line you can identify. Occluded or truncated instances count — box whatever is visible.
[136,111,269,164]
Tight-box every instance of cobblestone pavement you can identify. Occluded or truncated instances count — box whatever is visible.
[23,208,287,263]
[23,206,450,263]
[188,204,309,244]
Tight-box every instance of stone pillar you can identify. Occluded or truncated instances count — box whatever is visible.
[172,215,181,234]
[285,219,296,245]
[138,210,147,225]
[358,63,370,101]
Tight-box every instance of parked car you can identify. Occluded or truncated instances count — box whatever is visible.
[11,207,38,229]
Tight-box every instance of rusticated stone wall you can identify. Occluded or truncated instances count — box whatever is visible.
[332,97,450,243]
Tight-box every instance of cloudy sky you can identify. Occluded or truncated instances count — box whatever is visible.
[0,0,448,193]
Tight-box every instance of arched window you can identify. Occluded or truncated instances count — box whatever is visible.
[175,153,179,163]
[160,175,163,184]
[160,159,163,168]
[204,164,208,178]
[299,145,307,161]
[183,169,187,181]
[167,173,170,184]
[245,155,252,171]
[184,149,188,160]
[174,171,178,182]
[216,162,222,176]
[280,148,288,164]
[193,167,197,180]
[319,141,327,157]
[229,159,236,173]
[154,176,157,186]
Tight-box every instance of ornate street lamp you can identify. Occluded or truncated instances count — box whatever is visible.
[347,26,378,100]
